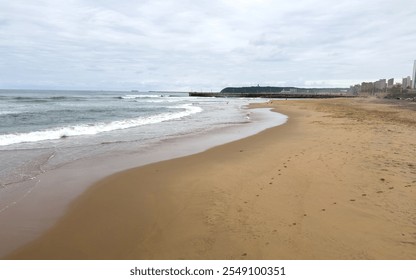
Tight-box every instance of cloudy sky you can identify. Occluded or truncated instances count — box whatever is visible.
[0,0,415,91]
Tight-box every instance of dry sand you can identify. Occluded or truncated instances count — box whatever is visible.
[7,98,416,259]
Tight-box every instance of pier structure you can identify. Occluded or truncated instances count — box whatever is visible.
[189,92,356,99]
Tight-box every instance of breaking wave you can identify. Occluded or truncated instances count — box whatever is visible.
[0,104,202,146]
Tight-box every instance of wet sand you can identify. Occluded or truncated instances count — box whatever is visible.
[0,108,282,258]
[8,98,416,259]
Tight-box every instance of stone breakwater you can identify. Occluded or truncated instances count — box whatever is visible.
[189,92,357,98]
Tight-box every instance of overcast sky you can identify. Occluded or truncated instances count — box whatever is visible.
[0,0,415,91]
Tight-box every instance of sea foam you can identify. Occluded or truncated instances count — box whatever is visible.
[0,104,202,146]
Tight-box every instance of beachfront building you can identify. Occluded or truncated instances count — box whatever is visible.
[361,82,374,94]
[374,79,387,92]
[402,76,412,89]
[387,78,394,88]
[412,60,416,88]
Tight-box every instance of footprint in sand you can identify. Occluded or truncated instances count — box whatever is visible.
[350,199,356,202]
[376,190,384,194]
[362,194,367,197]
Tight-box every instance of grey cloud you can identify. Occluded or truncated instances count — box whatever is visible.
[0,0,415,90]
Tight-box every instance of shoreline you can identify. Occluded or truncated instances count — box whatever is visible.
[6,98,416,259]
[0,106,286,258]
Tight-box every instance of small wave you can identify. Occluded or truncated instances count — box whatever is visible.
[13,96,69,100]
[0,104,203,146]
[14,98,50,103]
[13,97,39,100]
[137,99,179,103]
[50,96,69,100]
[118,94,164,99]
[0,111,18,116]
[4,96,81,103]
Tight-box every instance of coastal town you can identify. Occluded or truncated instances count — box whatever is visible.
[190,60,416,101]
[349,60,416,98]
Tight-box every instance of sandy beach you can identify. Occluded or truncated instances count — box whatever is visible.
[7,98,416,260]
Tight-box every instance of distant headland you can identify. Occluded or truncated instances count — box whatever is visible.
[189,86,353,98]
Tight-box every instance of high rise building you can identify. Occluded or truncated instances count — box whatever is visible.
[402,76,412,89]
[361,82,374,93]
[413,60,416,89]
[374,79,386,91]
[387,78,394,88]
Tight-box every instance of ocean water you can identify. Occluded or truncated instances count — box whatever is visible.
[0,90,203,146]
[0,89,289,256]
[0,89,281,197]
